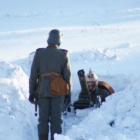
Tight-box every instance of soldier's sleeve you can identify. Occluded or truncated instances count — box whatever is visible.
[62,51,72,92]
[99,88,110,102]
[29,49,40,95]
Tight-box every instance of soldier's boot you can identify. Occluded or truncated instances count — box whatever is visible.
[38,134,48,140]
[51,134,54,140]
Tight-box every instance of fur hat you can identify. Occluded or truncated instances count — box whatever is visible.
[86,69,98,82]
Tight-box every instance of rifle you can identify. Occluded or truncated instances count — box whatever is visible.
[34,74,40,116]
[63,94,71,115]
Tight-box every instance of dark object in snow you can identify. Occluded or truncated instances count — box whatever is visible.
[34,74,40,116]
[63,94,71,115]
[109,120,115,127]
[73,69,115,110]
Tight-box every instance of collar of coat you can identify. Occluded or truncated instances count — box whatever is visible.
[47,45,59,48]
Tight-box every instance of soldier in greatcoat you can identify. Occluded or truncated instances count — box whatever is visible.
[29,29,72,140]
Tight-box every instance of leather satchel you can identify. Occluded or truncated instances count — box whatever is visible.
[50,76,69,95]
[40,72,69,95]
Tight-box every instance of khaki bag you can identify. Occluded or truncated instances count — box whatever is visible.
[40,72,69,95]
[50,76,69,95]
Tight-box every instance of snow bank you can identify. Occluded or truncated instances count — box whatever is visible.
[0,60,37,140]
[56,75,140,140]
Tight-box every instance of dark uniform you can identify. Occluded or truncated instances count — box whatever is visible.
[90,87,109,103]
[29,29,71,140]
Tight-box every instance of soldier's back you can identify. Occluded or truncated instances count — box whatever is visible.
[36,46,68,74]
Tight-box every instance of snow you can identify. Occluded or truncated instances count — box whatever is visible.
[0,0,140,140]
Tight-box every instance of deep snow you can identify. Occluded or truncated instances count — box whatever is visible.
[0,0,140,140]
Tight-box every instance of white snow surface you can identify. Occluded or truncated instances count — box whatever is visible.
[0,0,140,140]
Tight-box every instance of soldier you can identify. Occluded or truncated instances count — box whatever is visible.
[85,69,109,105]
[29,29,72,140]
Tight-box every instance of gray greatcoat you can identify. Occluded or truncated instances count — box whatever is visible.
[29,46,71,97]
[29,45,72,139]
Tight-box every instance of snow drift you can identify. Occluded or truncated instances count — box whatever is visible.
[0,60,37,140]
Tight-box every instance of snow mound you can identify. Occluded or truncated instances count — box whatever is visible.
[12,52,35,76]
[0,59,27,79]
[0,60,37,140]
[70,48,117,63]
[70,43,132,63]
[58,75,140,140]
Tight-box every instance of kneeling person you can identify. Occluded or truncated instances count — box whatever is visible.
[85,69,109,105]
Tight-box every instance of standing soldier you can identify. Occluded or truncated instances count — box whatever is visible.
[28,29,72,140]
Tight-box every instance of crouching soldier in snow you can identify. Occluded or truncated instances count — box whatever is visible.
[28,29,72,140]
[79,69,110,107]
